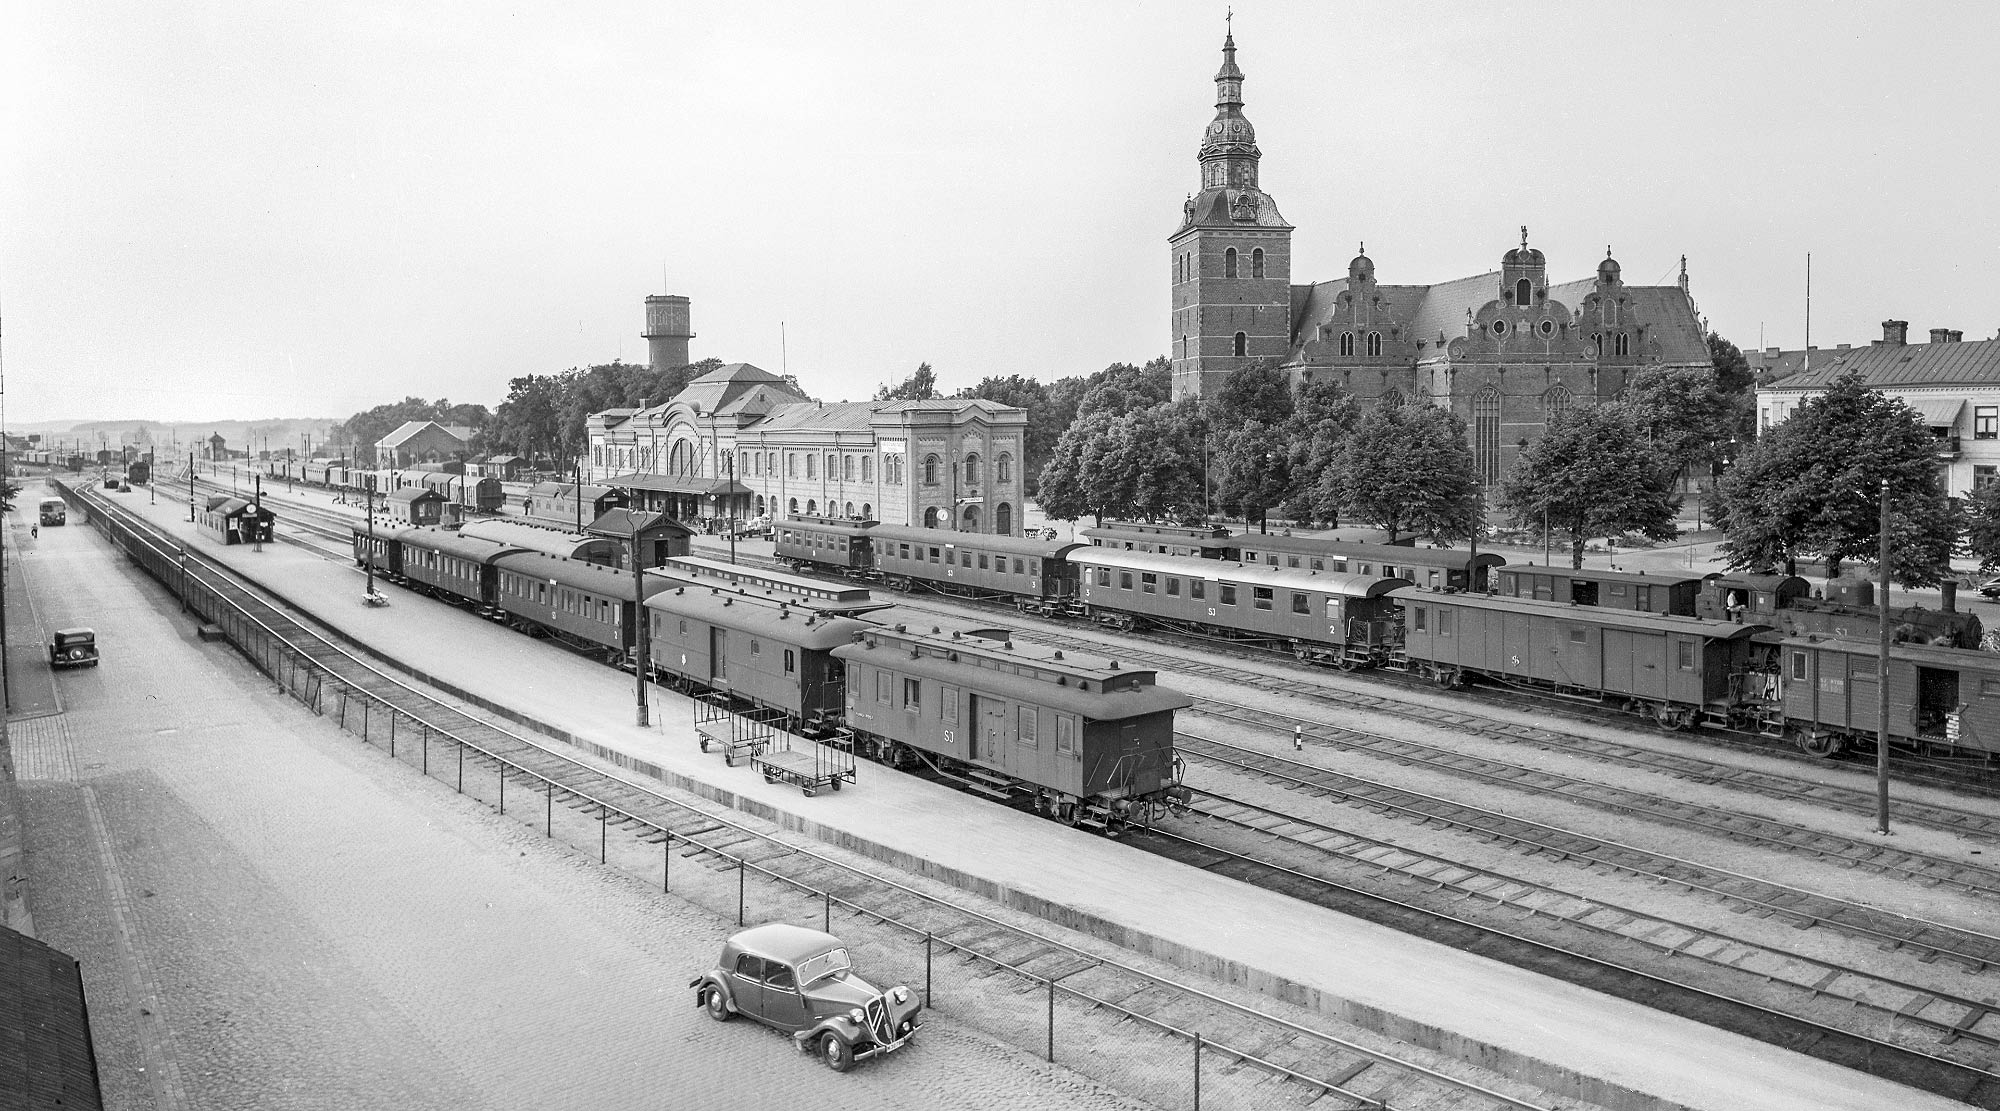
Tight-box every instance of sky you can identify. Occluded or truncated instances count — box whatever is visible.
[4,1,1998,425]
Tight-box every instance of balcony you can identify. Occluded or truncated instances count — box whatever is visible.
[1936,434,1962,459]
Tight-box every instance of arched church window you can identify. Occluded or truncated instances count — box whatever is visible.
[1474,388,1503,487]
[1339,332,1354,357]
[1233,332,1247,357]
[964,453,980,485]
[1614,333,1631,356]
[1225,248,1238,278]
[788,497,798,514]
[806,499,817,515]
[1367,331,1382,357]
[1515,278,1533,305]
[806,454,816,479]
[1544,385,1573,417]
[996,453,1012,484]
[1251,248,1265,279]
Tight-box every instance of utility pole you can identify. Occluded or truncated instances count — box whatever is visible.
[1875,479,1893,835]
[365,475,377,599]
[188,453,196,522]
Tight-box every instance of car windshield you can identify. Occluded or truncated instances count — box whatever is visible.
[795,947,851,985]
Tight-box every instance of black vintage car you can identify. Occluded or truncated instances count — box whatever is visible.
[690,923,921,1071]
[50,628,99,669]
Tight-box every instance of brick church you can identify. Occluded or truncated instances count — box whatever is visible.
[1170,30,1714,483]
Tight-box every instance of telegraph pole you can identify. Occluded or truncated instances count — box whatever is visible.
[1875,479,1893,835]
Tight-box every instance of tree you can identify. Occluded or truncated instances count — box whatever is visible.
[1962,481,2000,574]
[1498,405,1681,569]
[1334,400,1483,544]
[1622,364,1732,478]
[1283,376,1361,525]
[874,362,940,401]
[1035,410,1116,524]
[1708,330,1757,444]
[1035,397,1206,524]
[1711,374,1956,584]
[1212,420,1291,532]
[1074,358,1172,420]
[1206,360,1291,431]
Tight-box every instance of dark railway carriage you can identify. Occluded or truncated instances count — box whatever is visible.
[523,482,626,531]
[1697,572,1983,648]
[651,555,891,617]
[774,517,876,574]
[1696,573,1812,623]
[1776,636,2000,758]
[1080,525,1232,559]
[352,525,406,578]
[416,470,505,514]
[645,587,869,731]
[459,518,622,565]
[1226,535,1503,592]
[1492,566,1704,616]
[399,527,522,610]
[1394,587,1765,729]
[867,524,1081,611]
[1074,548,1405,667]
[833,623,1192,830]
[491,551,665,661]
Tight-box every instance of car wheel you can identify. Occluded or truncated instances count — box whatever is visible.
[704,988,730,1022]
[821,1032,853,1072]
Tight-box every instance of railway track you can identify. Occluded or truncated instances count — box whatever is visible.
[1122,785,2000,1103]
[66,480,1565,1111]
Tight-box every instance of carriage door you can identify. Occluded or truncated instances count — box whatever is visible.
[968,694,1006,764]
[1917,667,1959,741]
[709,627,729,684]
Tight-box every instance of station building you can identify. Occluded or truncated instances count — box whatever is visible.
[1171,31,1713,484]
[585,360,1029,535]
[1753,320,2000,498]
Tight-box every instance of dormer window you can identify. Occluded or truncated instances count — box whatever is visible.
[1515,278,1533,305]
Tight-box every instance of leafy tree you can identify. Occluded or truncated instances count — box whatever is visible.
[958,374,1060,495]
[1333,400,1482,543]
[1708,330,1757,443]
[874,362,940,401]
[1212,420,1291,532]
[1498,405,1681,569]
[1961,481,2000,574]
[1622,364,1732,478]
[1282,376,1361,525]
[1711,374,1956,584]
[1035,397,1205,524]
[1075,357,1173,420]
[0,477,17,513]
[1035,409,1116,524]
[490,373,569,463]
[1206,360,1292,431]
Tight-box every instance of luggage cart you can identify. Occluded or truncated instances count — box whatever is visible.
[722,707,783,767]
[694,693,737,758]
[753,725,858,797]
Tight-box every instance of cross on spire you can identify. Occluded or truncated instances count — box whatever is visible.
[1606,244,1613,259]
[1520,225,1528,251]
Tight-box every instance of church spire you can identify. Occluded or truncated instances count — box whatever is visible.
[1198,23,1260,191]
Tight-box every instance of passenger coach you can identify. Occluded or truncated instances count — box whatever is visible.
[1075,548,1405,668]
[867,525,1081,611]
[645,586,869,732]
[1228,535,1502,593]
[774,517,876,574]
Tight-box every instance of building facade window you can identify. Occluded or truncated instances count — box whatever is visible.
[1224,247,1238,278]
[996,453,1011,484]
[1233,332,1247,357]
[1366,331,1382,357]
[995,502,1011,534]
[1614,332,1631,356]
[1339,331,1354,356]
[1251,247,1265,278]
[806,454,816,479]
[923,454,939,484]
[1977,407,1999,440]
[964,453,980,485]
[1544,385,1573,417]
[1977,465,1998,489]
[1473,387,1502,485]
[861,456,872,482]
[843,455,855,480]
[1515,277,1532,305]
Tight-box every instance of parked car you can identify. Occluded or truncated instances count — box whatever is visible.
[690,923,921,1071]
[49,628,99,669]
[1981,578,2000,600]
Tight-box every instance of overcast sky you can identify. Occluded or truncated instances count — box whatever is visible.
[4,2,1996,425]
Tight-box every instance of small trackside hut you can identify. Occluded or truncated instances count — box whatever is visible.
[1074,547,1406,668]
[833,623,1193,832]
[197,496,275,546]
[386,486,448,527]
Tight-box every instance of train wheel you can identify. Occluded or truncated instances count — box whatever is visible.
[1799,731,1846,758]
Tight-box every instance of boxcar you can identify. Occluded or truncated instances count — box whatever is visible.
[1393,586,1764,728]
[867,524,1081,609]
[1080,524,1232,559]
[398,527,523,610]
[1776,635,2000,758]
[492,551,665,661]
[1226,535,1504,592]
[774,517,877,574]
[459,518,622,566]
[833,622,1192,830]
[523,482,626,531]
[651,555,891,617]
[1074,548,1405,667]
[1491,566,1704,616]
[645,586,870,729]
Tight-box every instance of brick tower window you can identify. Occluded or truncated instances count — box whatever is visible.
[1225,248,1238,278]
[1474,388,1502,486]
[1233,332,1248,357]
[1367,331,1382,357]
[1614,333,1631,356]
[1251,248,1265,279]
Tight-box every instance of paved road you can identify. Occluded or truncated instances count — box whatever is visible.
[10,499,1157,1109]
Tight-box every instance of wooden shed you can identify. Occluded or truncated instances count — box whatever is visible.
[197,495,274,546]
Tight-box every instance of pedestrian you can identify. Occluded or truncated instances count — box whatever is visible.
[30,524,38,539]
[1293,724,1303,752]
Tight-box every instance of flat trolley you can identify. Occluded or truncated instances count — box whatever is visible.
[693,694,781,767]
[752,729,857,797]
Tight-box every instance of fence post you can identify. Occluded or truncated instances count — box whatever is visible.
[823,890,831,933]
[737,858,746,926]
[389,712,397,759]
[600,806,607,863]
[663,832,671,892]
[546,779,553,837]
[1194,1032,1202,1111]
[1046,978,1055,1063]
[498,764,505,815]
[457,743,464,793]
[422,724,429,776]
[925,934,932,1007]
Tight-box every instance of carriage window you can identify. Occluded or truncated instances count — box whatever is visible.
[1983,679,2000,698]
[1056,715,1076,753]
[1413,607,1427,632]
[679,619,688,636]
[1142,573,1157,594]
[978,554,989,570]
[1676,641,1694,670]
[1014,559,1025,574]
[784,649,796,674]
[1569,627,1587,644]
[1219,585,1237,605]
[929,547,940,563]
[1095,568,1110,586]
[1310,557,1324,571]
[1286,555,1301,569]
[1437,609,1453,636]
[1253,587,1273,610]
[961,552,971,567]
[1019,708,1038,746]
[1790,652,1808,681]
[878,671,891,704]
[750,638,761,656]
[1499,573,1516,594]
[1120,572,1133,589]
[900,543,911,559]
[941,685,958,722]
[903,678,921,711]
[1292,593,1310,614]
[1191,580,1206,600]
[1167,578,1180,596]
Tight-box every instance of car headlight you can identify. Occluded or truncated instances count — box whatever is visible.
[848,1008,866,1024]
[891,987,909,1005]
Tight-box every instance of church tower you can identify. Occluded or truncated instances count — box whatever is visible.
[1169,27,1293,401]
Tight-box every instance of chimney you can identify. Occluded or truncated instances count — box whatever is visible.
[1764,346,1782,358]
[1929,327,1957,344]
[1882,319,1909,345]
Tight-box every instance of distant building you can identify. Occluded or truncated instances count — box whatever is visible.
[1169,30,1712,484]
[586,360,1029,534]
[376,421,469,467]
[1754,319,2000,498]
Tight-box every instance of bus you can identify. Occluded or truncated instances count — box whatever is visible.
[38,497,65,526]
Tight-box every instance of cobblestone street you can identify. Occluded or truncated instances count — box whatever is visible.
[12,512,1158,1110]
